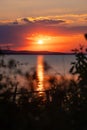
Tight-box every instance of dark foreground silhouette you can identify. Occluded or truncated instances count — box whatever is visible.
[0,46,87,130]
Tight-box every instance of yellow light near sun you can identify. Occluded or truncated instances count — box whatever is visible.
[36,35,52,45]
[38,39,44,45]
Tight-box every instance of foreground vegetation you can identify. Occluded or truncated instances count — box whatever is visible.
[0,46,87,130]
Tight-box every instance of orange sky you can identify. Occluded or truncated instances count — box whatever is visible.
[13,24,86,52]
[25,33,86,52]
[0,19,87,52]
[0,0,87,52]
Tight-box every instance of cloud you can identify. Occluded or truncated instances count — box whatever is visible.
[33,19,65,25]
[22,18,33,24]
[18,17,66,26]
[1,14,87,26]
[0,24,27,49]
[13,21,19,25]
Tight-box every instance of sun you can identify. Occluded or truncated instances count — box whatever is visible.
[37,39,44,45]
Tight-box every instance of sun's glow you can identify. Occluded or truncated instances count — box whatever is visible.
[37,56,44,92]
[26,33,76,52]
[38,39,44,44]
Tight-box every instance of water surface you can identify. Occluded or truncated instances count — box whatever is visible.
[5,54,75,75]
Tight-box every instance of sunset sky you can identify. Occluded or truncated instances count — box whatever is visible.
[0,0,87,52]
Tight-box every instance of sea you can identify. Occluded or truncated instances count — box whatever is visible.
[4,54,75,76]
[0,54,77,91]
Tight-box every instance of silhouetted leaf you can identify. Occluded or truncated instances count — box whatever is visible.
[8,59,17,69]
[84,33,87,40]
[69,66,74,73]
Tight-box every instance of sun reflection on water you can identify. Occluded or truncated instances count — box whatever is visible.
[37,56,44,93]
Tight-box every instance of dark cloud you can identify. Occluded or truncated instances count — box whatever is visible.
[20,18,65,25]
[22,18,33,24]
[67,26,87,34]
[0,24,27,48]
[34,19,65,25]
[13,21,19,25]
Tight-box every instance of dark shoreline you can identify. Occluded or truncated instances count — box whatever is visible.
[0,50,75,55]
